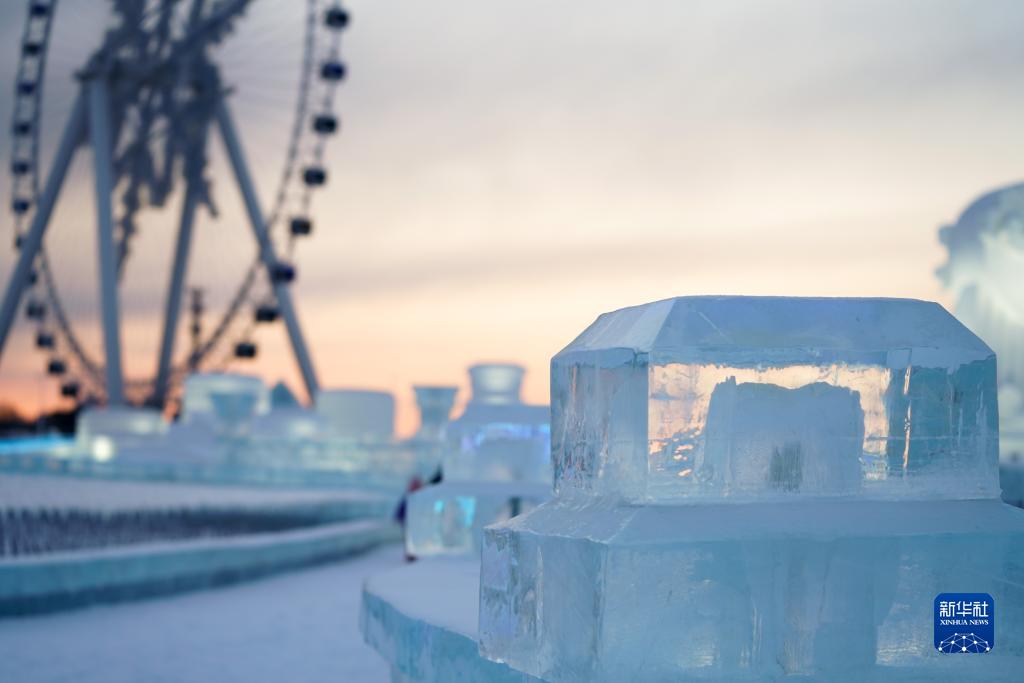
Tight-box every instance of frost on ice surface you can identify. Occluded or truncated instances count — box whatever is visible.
[552,296,998,502]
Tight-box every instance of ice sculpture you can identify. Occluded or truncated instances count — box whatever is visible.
[181,372,268,427]
[251,407,326,442]
[269,380,301,409]
[405,364,551,557]
[938,183,1024,502]
[480,296,1024,681]
[316,389,395,442]
[75,407,167,461]
[406,385,458,479]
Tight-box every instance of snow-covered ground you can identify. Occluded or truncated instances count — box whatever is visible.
[0,543,402,682]
[0,473,386,512]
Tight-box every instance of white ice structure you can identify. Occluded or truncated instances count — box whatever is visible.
[51,374,417,492]
[75,407,168,461]
[317,389,395,442]
[181,372,269,427]
[476,296,1024,681]
[404,364,551,557]
[938,183,1024,504]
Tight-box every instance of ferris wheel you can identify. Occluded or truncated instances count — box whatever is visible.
[0,0,351,408]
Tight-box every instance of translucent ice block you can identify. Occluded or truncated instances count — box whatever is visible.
[480,297,1022,682]
[551,296,999,502]
[406,365,552,557]
[405,480,549,557]
[361,559,542,682]
[480,499,1024,681]
[316,389,395,441]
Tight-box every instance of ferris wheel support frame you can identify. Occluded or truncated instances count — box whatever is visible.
[215,98,320,401]
[87,77,126,405]
[0,81,322,406]
[151,128,209,407]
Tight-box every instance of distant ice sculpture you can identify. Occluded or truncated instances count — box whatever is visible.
[181,372,268,429]
[480,296,1024,681]
[269,380,301,409]
[939,183,1024,464]
[405,364,551,557]
[316,389,395,442]
[75,407,167,461]
[54,373,415,490]
[405,385,458,479]
[152,372,271,463]
[443,364,551,483]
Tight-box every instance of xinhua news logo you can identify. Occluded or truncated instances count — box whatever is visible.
[934,593,994,654]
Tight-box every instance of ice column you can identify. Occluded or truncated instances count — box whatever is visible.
[406,385,458,480]
[479,296,1024,681]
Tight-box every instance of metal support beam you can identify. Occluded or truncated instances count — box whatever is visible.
[0,92,87,364]
[151,133,208,407]
[88,79,125,405]
[214,98,320,402]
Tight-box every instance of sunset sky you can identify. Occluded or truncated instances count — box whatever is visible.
[2,0,1023,435]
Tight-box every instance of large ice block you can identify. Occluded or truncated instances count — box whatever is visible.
[551,296,998,502]
[316,389,395,441]
[361,559,541,682]
[405,480,549,557]
[479,297,1024,682]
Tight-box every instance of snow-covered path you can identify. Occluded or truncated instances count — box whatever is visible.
[0,543,401,682]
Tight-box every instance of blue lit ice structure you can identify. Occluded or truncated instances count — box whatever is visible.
[313,388,418,489]
[405,364,551,557]
[476,296,1024,681]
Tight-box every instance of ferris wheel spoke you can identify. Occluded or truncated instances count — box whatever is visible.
[0,91,86,362]
[151,125,210,407]
[214,97,319,400]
